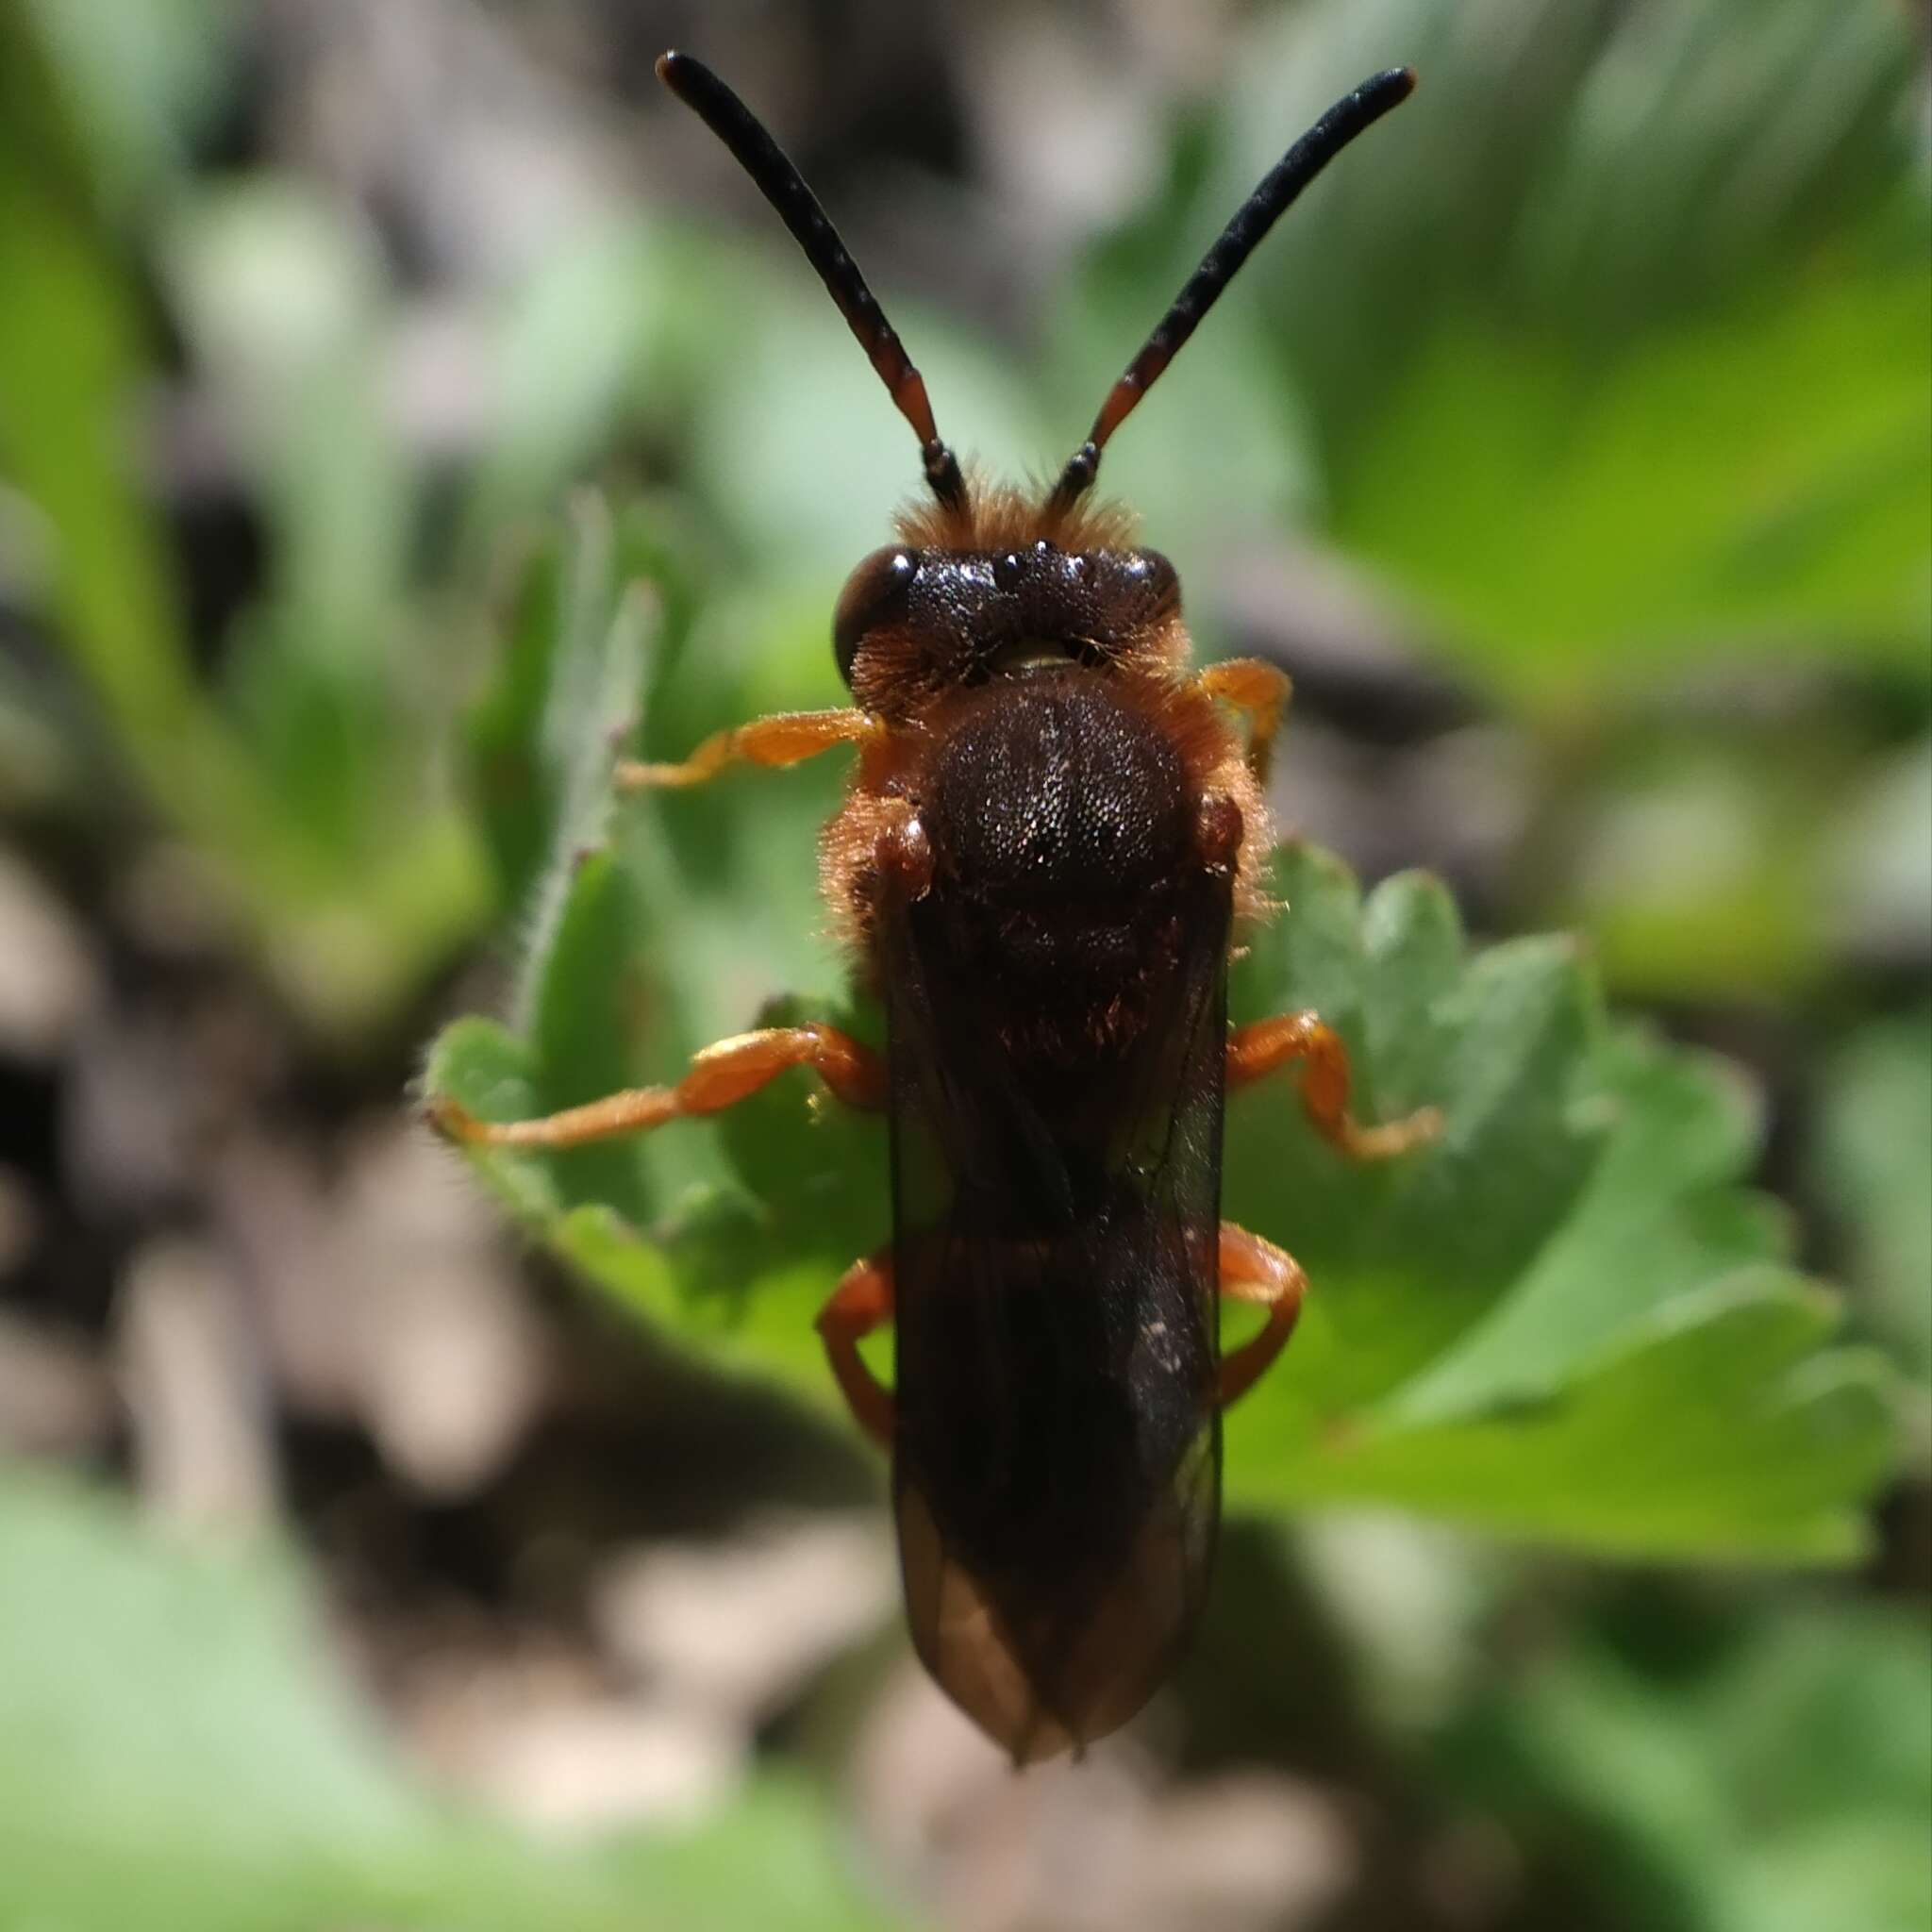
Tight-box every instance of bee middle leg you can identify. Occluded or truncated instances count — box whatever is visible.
[429,1022,885,1149]
[816,1248,895,1446]
[616,708,875,790]
[1217,1222,1307,1407]
[1227,1012,1441,1159]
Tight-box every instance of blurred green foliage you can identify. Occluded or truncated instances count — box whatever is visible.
[1819,1014,1932,1400]
[0,5,491,1041]
[1452,1599,1932,1932]
[0,1470,907,1932]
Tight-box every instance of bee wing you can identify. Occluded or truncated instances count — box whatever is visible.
[880,872,1230,1760]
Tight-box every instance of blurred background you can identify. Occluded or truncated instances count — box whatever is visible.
[0,2,1926,1929]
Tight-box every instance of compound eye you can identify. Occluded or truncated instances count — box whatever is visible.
[833,547,918,685]
[1124,548,1180,616]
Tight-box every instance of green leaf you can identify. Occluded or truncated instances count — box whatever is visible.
[644,230,1042,583]
[161,177,412,667]
[1238,1272,1894,1563]
[425,559,1899,1560]
[0,12,491,1042]
[464,496,664,932]
[1393,1030,1789,1418]
[0,1468,907,1932]
[462,216,677,548]
[0,15,211,796]
[1472,1606,1932,1932]
[19,0,241,213]
[1815,1011,1932,1388]
[1329,273,1931,695]
[1168,0,1932,698]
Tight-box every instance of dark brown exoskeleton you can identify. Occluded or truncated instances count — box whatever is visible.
[434,52,1436,1762]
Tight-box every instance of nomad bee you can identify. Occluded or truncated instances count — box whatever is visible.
[435,52,1434,1762]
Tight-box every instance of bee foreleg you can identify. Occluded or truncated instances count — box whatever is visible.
[1217,1222,1307,1407]
[429,1022,886,1148]
[615,708,876,790]
[816,1249,895,1446]
[1226,1011,1441,1159]
[1197,658,1291,785]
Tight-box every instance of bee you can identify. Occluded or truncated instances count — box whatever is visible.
[434,51,1435,1763]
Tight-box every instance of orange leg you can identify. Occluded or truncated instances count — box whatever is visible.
[616,708,875,790]
[1218,1222,1308,1407]
[1198,658,1291,785]
[1228,1012,1441,1159]
[816,1249,895,1447]
[428,1023,885,1149]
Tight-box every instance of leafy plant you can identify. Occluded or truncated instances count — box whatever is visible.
[425,504,1899,1565]
[0,6,490,1041]
[1816,1013,1932,1402]
[1152,0,1931,701]
[1458,1605,1932,1932]
[0,1468,907,1932]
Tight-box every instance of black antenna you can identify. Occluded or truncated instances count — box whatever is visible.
[1049,66,1416,514]
[657,52,967,512]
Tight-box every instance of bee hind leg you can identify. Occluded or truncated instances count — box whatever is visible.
[1226,1012,1441,1159]
[428,1022,885,1148]
[816,1250,895,1447]
[1217,1222,1307,1407]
